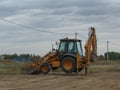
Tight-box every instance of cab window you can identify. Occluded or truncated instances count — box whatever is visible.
[77,42,83,56]
[68,41,77,53]
[58,41,66,52]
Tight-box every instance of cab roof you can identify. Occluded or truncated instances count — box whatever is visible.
[60,38,81,42]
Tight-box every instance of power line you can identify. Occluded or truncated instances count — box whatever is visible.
[0,18,64,35]
[0,17,90,40]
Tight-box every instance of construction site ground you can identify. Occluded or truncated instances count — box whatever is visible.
[0,61,120,90]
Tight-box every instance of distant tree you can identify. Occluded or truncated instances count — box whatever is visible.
[4,53,18,59]
[20,54,31,58]
[104,51,120,60]
[97,55,105,60]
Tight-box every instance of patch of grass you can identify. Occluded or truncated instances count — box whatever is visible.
[88,60,120,73]
[0,60,25,75]
[106,66,120,72]
[93,60,120,65]
[89,64,120,73]
[0,60,120,75]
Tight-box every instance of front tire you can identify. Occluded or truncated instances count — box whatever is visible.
[40,63,51,74]
[61,57,76,73]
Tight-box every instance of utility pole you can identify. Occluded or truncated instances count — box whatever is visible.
[75,32,77,39]
[107,41,109,60]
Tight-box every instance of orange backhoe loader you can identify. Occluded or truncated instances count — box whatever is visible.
[25,27,97,74]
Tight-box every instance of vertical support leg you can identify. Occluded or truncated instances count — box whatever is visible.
[77,68,80,76]
[85,67,88,75]
[68,70,71,76]
[50,67,53,75]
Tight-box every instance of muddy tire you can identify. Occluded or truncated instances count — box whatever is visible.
[61,57,76,73]
[40,63,51,74]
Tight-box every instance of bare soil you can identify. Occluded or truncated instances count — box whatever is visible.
[0,65,120,90]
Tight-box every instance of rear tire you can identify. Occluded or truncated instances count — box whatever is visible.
[61,57,76,73]
[40,63,50,74]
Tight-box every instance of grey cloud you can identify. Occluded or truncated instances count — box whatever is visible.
[0,0,120,55]
[0,0,106,17]
[0,7,16,17]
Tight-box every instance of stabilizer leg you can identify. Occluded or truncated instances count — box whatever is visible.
[85,67,88,75]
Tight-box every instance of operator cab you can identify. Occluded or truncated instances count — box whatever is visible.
[58,38,83,58]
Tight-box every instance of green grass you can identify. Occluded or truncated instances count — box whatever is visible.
[92,60,120,65]
[0,60,25,75]
[0,60,120,75]
[89,60,120,73]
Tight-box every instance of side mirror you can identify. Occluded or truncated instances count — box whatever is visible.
[52,48,56,51]
[55,41,59,48]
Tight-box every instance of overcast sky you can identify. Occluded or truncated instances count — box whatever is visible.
[0,0,120,56]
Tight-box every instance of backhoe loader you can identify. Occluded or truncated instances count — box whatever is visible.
[25,27,97,74]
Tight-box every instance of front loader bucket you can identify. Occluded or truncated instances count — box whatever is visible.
[25,67,36,74]
[24,52,58,74]
[25,63,40,74]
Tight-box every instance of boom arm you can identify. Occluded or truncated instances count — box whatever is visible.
[84,27,97,65]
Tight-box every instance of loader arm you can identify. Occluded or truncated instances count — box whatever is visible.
[25,52,59,74]
[84,27,97,65]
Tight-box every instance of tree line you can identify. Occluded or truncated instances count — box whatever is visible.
[98,51,120,60]
[1,51,120,61]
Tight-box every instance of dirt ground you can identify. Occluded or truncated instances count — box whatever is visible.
[0,65,120,90]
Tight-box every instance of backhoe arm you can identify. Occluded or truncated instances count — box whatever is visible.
[84,27,97,65]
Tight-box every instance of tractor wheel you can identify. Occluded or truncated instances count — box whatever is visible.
[40,63,51,74]
[61,57,76,73]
